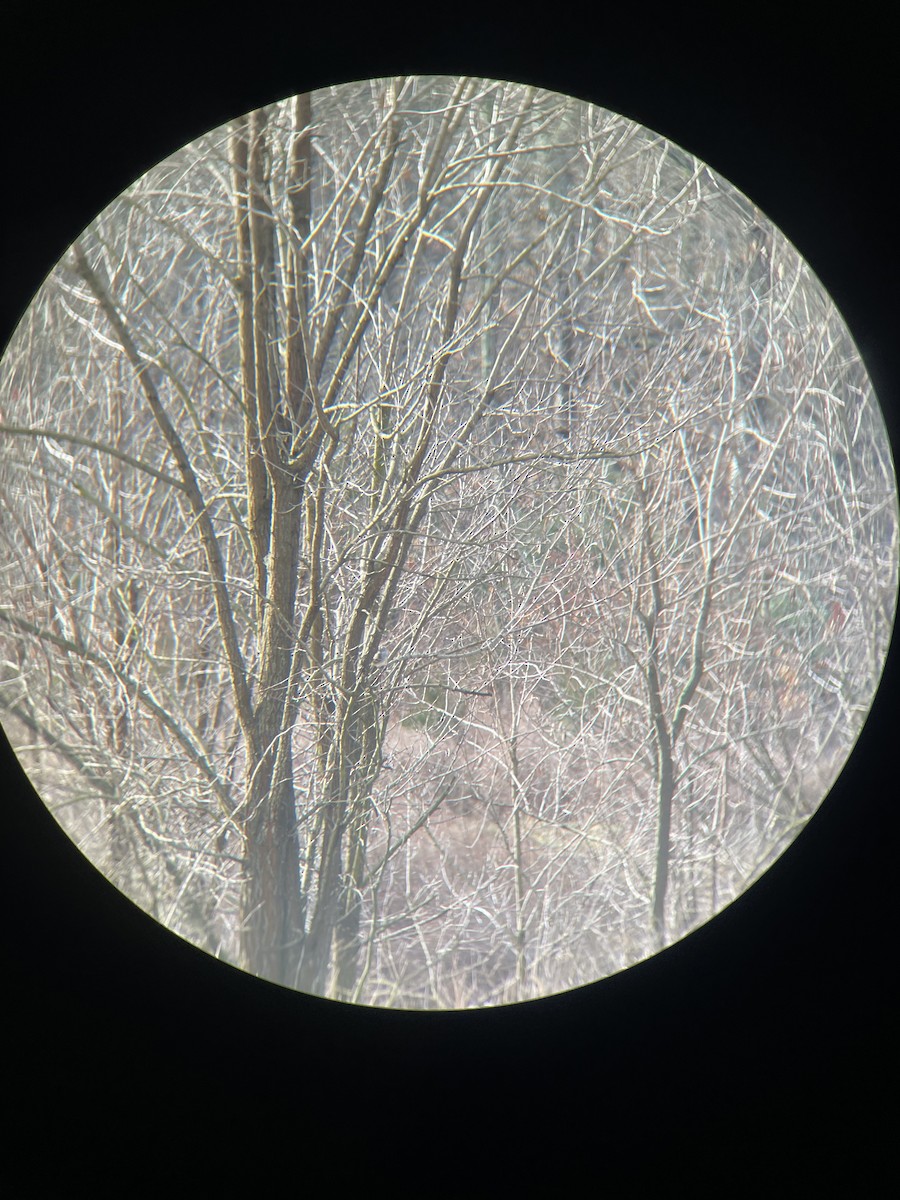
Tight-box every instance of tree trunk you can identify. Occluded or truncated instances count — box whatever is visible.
[241,772,305,986]
[651,728,675,947]
[299,695,381,998]
[233,97,312,989]
[332,797,370,1001]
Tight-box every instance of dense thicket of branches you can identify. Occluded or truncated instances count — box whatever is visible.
[1,77,896,1007]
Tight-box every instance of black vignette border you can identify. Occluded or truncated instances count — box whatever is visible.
[1,4,897,1188]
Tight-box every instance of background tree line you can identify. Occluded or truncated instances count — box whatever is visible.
[1,75,895,1007]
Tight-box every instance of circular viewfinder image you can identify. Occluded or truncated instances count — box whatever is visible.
[1,76,896,1008]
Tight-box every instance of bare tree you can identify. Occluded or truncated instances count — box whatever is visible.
[1,76,895,1007]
